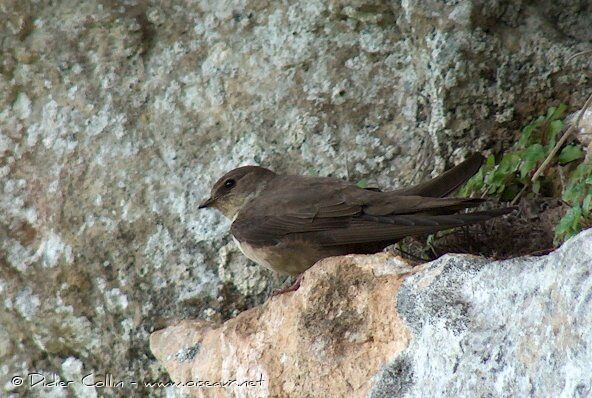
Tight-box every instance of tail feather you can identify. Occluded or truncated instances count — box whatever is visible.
[394,153,484,198]
[360,206,516,227]
[316,206,517,246]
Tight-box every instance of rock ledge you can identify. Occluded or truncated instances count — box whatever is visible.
[151,229,592,398]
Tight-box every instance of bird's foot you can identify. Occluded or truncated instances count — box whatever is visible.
[271,274,303,296]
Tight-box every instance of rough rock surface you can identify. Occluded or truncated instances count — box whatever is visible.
[151,253,414,398]
[1,1,592,397]
[152,228,592,398]
[376,228,592,398]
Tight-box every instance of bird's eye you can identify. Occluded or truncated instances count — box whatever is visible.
[224,179,235,189]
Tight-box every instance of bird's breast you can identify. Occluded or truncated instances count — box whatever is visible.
[232,236,276,271]
[231,236,324,276]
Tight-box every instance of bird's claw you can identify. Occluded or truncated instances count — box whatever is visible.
[271,274,303,296]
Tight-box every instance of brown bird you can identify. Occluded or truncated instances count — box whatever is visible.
[199,154,513,295]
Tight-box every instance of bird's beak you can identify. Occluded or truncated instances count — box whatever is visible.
[198,197,215,209]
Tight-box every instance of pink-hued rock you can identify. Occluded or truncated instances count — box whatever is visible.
[150,253,415,398]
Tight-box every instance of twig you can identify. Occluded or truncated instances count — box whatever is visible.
[566,49,592,65]
[511,185,528,206]
[392,245,426,262]
[410,137,428,184]
[531,91,592,182]
[511,90,592,205]
[531,126,574,180]
[510,49,592,205]
[524,247,556,256]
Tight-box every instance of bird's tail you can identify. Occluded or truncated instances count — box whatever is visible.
[393,153,484,198]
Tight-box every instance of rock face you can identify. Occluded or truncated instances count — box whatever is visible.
[151,228,592,398]
[1,1,592,397]
[151,254,414,398]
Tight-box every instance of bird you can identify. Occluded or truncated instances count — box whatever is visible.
[199,153,513,295]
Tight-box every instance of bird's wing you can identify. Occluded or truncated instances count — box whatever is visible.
[301,208,514,246]
[230,177,502,247]
[392,153,484,198]
[230,183,360,245]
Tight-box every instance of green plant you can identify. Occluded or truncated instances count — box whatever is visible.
[556,161,592,241]
[356,179,369,189]
[460,104,591,243]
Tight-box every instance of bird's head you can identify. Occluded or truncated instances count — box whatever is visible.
[199,165,276,219]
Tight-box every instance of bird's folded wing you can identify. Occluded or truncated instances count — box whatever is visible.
[308,208,513,246]
[361,195,483,215]
[263,184,485,219]
[231,168,504,247]
[231,214,350,245]
[231,203,512,247]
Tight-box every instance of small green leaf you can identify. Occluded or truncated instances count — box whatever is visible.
[550,103,568,120]
[497,153,521,175]
[460,168,485,197]
[519,144,546,179]
[570,205,583,229]
[583,193,592,216]
[485,154,496,169]
[547,120,563,147]
[524,144,546,161]
[555,206,583,242]
[546,106,557,119]
[519,125,535,147]
[487,169,507,186]
[569,163,588,181]
[558,145,584,164]
[472,168,484,188]
[356,179,368,189]
[563,182,586,204]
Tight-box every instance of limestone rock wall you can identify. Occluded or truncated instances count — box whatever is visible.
[151,229,592,398]
[1,1,591,397]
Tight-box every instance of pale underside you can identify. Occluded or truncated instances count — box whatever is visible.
[232,236,345,275]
